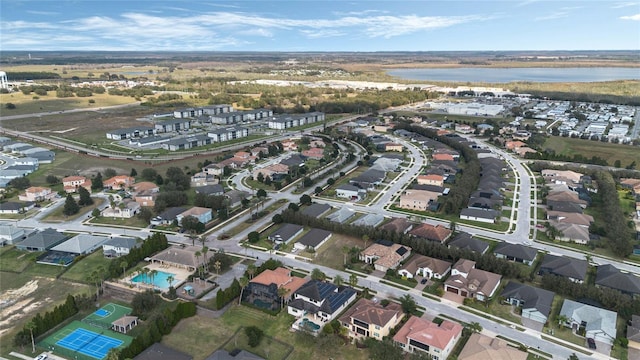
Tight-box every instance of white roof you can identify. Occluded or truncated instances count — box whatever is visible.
[51,234,109,254]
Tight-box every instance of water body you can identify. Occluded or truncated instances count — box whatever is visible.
[387,67,640,83]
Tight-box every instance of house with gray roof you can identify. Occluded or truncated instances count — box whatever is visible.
[294,228,332,251]
[352,213,385,227]
[51,234,109,255]
[349,168,386,190]
[195,184,224,196]
[595,264,640,297]
[493,243,538,266]
[326,207,356,224]
[225,190,251,208]
[150,207,187,226]
[163,134,212,151]
[16,228,67,251]
[559,300,617,346]
[538,254,587,283]
[0,222,25,246]
[288,280,357,327]
[102,237,141,258]
[447,232,489,254]
[501,281,555,325]
[154,119,191,133]
[268,223,304,245]
[460,208,499,224]
[301,203,332,218]
[0,201,35,214]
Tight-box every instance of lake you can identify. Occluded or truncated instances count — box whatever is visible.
[386,67,640,83]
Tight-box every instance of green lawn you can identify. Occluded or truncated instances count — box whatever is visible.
[464,298,521,324]
[89,215,149,228]
[0,246,41,273]
[60,249,115,283]
[307,232,366,271]
[41,197,105,222]
[543,136,640,168]
[162,305,369,360]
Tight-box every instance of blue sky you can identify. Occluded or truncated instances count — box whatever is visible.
[1,1,639,51]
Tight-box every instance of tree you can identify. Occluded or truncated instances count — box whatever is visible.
[63,194,80,216]
[342,246,350,266]
[120,260,128,277]
[45,174,59,184]
[166,275,175,289]
[130,168,138,177]
[257,172,264,183]
[568,353,580,360]
[77,186,93,206]
[277,286,290,308]
[399,294,417,315]
[311,268,326,281]
[141,168,158,181]
[248,231,260,244]
[104,168,117,178]
[333,275,344,286]
[181,216,205,234]
[557,314,569,327]
[449,221,457,234]
[246,264,256,279]
[239,276,249,304]
[5,103,16,109]
[256,188,267,199]
[288,202,299,212]
[349,273,358,287]
[25,320,36,353]
[92,172,103,190]
[9,177,30,190]
[468,321,483,333]
[92,208,101,218]
[300,194,312,205]
[245,326,264,347]
[149,269,158,290]
[213,260,221,276]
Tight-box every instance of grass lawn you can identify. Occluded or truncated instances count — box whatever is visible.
[41,197,105,222]
[308,232,366,271]
[0,246,41,273]
[60,249,115,283]
[542,136,640,168]
[0,91,138,115]
[162,305,369,360]
[465,298,521,324]
[89,215,149,228]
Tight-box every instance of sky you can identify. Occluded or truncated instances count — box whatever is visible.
[1,0,639,52]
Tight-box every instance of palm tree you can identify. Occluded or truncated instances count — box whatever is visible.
[238,276,249,305]
[311,268,326,281]
[557,314,569,327]
[277,286,290,309]
[449,221,457,234]
[202,246,209,266]
[246,264,256,279]
[194,251,202,276]
[149,269,158,290]
[87,271,100,299]
[166,275,175,289]
[141,268,150,285]
[213,260,222,276]
[25,320,36,353]
[362,234,370,249]
[349,273,358,288]
[120,260,128,277]
[468,321,483,333]
[342,246,350,266]
[333,275,344,286]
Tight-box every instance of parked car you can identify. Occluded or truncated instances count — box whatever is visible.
[35,355,48,360]
[587,338,596,349]
[420,278,428,284]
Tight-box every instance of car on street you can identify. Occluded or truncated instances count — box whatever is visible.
[35,355,48,360]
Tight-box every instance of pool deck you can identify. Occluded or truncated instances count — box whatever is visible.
[125,263,193,291]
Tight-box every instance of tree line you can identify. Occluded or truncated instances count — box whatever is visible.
[106,233,168,279]
[591,171,634,257]
[13,295,78,348]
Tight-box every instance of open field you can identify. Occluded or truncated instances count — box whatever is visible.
[59,249,115,283]
[0,91,138,116]
[305,232,365,270]
[162,305,369,360]
[543,136,640,167]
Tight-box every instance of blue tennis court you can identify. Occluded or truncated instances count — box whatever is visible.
[94,309,110,317]
[56,328,123,359]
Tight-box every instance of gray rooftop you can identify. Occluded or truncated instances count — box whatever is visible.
[298,228,332,248]
[51,234,109,254]
[501,281,555,319]
[301,203,332,218]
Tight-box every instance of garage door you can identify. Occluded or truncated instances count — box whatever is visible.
[446,286,459,294]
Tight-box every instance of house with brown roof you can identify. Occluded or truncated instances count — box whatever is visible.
[393,316,463,359]
[379,218,414,235]
[417,174,444,187]
[408,223,452,244]
[62,176,92,193]
[360,241,412,272]
[433,153,455,162]
[444,259,502,301]
[505,140,527,151]
[458,333,527,360]
[18,186,56,202]
[104,175,135,190]
[339,298,403,340]
[281,140,298,151]
[177,207,212,225]
[398,254,451,280]
[399,190,440,211]
[627,315,640,350]
[242,267,307,311]
[385,143,404,152]
[150,245,207,271]
[252,163,289,180]
[546,190,587,207]
[302,147,325,160]
[132,181,159,193]
[547,210,594,227]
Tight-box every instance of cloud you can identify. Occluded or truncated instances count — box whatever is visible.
[612,2,640,9]
[301,29,347,39]
[620,13,640,20]
[26,10,60,16]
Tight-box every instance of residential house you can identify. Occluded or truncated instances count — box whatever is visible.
[352,213,385,228]
[104,175,135,190]
[268,223,304,245]
[132,181,159,194]
[51,234,109,255]
[288,280,357,327]
[501,281,555,325]
[458,333,527,360]
[339,298,403,339]
[16,228,67,251]
[102,200,141,219]
[542,170,583,187]
[102,237,141,258]
[538,254,587,283]
[177,207,213,225]
[385,143,404,152]
[398,254,451,280]
[309,139,326,148]
[300,203,332,218]
[0,201,35,214]
[0,222,25,246]
[627,315,640,350]
[548,222,590,244]
[546,211,594,227]
[399,190,440,212]
[150,207,187,226]
[447,232,489,254]
[379,218,414,235]
[62,176,92,193]
[417,174,444,187]
[336,184,367,201]
[18,186,56,202]
[225,190,251,208]
[558,300,617,346]
[595,264,640,297]
[134,190,158,207]
[393,316,463,360]
[359,241,412,272]
[349,169,385,190]
[252,164,289,181]
[251,146,269,157]
[294,228,332,251]
[505,140,527,151]
[163,134,213,151]
[281,140,298,151]
[444,259,502,301]
[206,350,263,360]
[191,172,219,187]
[408,223,452,244]
[195,184,224,196]
[302,147,325,160]
[493,243,538,266]
[433,153,455,162]
[242,267,307,311]
[460,208,499,224]
[203,163,225,177]
[546,190,587,207]
[281,154,306,168]
[326,207,356,224]
[134,343,193,360]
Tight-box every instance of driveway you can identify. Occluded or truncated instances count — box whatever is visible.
[200,262,250,301]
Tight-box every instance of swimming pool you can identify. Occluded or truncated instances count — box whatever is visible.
[131,270,175,289]
[300,318,321,331]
